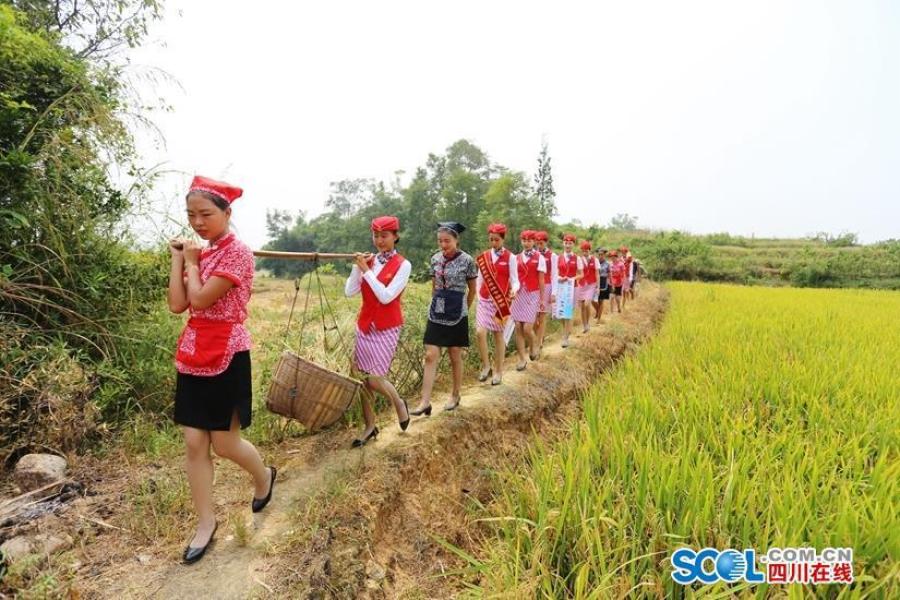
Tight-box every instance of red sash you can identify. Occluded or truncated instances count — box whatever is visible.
[175,318,236,373]
[476,250,512,325]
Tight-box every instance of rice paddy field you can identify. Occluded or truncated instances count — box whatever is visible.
[468,282,900,598]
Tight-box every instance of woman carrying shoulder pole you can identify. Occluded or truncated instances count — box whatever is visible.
[344,216,412,448]
[169,176,275,565]
[412,222,477,415]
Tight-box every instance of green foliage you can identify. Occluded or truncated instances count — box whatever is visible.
[608,212,638,231]
[639,231,712,279]
[0,1,167,457]
[262,140,559,273]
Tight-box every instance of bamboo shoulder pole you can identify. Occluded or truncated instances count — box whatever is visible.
[252,250,360,261]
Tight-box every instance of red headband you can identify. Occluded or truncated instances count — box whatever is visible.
[487,223,508,236]
[534,231,549,242]
[520,229,535,240]
[580,241,592,250]
[563,233,577,243]
[189,175,243,204]
[371,215,400,232]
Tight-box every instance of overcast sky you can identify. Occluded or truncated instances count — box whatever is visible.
[126,0,900,248]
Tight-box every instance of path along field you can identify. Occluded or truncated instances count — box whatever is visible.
[468,282,900,598]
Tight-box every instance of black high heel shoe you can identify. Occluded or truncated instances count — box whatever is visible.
[399,398,410,431]
[351,426,378,448]
[183,521,217,565]
[409,404,432,417]
[252,466,277,513]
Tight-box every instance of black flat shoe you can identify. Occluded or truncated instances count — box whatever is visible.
[399,398,410,431]
[183,522,217,565]
[409,404,432,417]
[352,426,378,448]
[252,466,277,513]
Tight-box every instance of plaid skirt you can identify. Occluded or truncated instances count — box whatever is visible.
[353,324,401,377]
[539,285,553,313]
[476,297,504,332]
[511,289,541,323]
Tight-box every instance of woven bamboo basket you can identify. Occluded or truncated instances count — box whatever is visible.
[266,351,361,431]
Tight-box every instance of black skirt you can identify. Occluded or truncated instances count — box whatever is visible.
[174,351,252,431]
[423,316,470,348]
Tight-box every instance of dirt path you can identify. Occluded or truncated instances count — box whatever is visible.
[75,283,668,599]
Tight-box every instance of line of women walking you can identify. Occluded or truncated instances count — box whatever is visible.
[166,175,640,564]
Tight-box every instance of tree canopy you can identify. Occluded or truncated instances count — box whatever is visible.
[260,140,558,279]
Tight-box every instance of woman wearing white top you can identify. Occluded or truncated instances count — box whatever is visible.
[475,223,520,385]
[554,233,584,348]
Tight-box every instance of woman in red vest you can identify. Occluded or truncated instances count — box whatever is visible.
[533,230,557,357]
[577,240,599,334]
[511,230,546,369]
[555,233,584,347]
[620,245,632,309]
[344,216,412,447]
[475,223,520,385]
[169,176,276,565]
[608,249,625,313]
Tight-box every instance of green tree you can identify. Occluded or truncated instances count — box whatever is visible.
[1,1,167,453]
[609,212,639,230]
[533,139,556,217]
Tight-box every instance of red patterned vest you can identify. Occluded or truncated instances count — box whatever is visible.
[357,254,405,331]
[479,248,512,298]
[557,253,579,279]
[518,251,542,292]
[581,255,597,285]
[539,249,554,284]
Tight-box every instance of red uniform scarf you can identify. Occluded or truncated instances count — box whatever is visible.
[477,249,512,325]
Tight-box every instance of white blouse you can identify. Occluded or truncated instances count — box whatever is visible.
[344,255,412,304]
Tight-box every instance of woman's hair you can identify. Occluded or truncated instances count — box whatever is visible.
[438,226,459,239]
[186,190,229,211]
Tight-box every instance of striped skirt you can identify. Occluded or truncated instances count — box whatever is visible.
[539,284,553,313]
[511,289,541,323]
[577,283,597,302]
[476,297,504,332]
[353,324,401,377]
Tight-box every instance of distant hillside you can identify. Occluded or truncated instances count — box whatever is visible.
[565,228,900,289]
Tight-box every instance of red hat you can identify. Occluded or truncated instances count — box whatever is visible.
[371,215,400,232]
[487,223,508,236]
[580,240,592,251]
[534,231,549,242]
[520,229,535,240]
[189,175,243,204]
[608,249,619,257]
[620,245,629,252]
[563,233,577,243]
